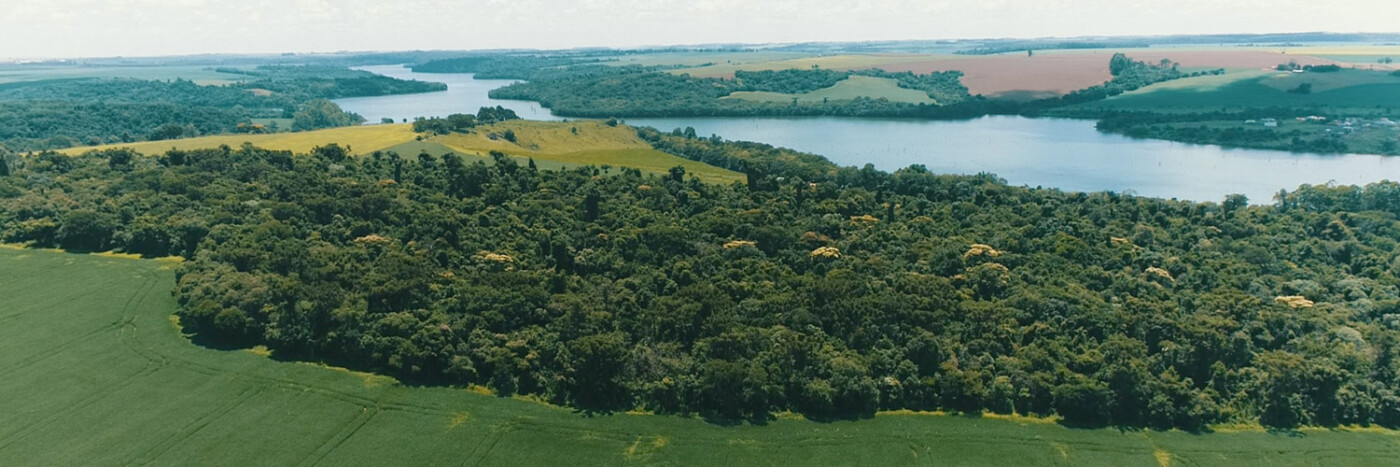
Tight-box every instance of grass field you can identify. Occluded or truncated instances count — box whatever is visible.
[1271,46,1400,69]
[59,121,745,184]
[59,124,423,157]
[724,76,936,104]
[4,247,1400,466]
[1070,68,1400,113]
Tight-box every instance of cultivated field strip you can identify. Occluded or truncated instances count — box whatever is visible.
[2,249,1399,466]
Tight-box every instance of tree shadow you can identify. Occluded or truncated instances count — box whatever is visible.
[178,326,257,352]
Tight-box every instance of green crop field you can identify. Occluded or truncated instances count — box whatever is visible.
[1071,69,1400,113]
[724,76,937,105]
[4,247,1400,466]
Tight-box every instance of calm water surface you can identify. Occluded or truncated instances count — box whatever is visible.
[335,65,562,123]
[339,65,1400,203]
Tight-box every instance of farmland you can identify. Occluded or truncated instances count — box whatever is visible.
[58,120,746,184]
[1068,68,1400,113]
[724,76,936,104]
[4,247,1400,466]
[57,123,423,156]
[665,49,1344,100]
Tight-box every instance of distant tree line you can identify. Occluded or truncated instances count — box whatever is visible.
[1089,109,1399,156]
[410,55,612,80]
[0,66,445,151]
[411,106,522,134]
[954,41,1152,55]
[1276,63,1344,73]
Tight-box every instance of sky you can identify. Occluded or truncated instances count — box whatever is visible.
[0,0,1395,59]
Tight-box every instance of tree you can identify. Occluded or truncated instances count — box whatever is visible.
[1222,193,1248,212]
[668,165,686,183]
[57,210,117,252]
[1054,379,1113,427]
[312,143,349,163]
[1109,53,1135,76]
[0,150,10,177]
[104,148,135,171]
[562,333,631,410]
[148,123,187,141]
[502,129,517,143]
[583,189,601,221]
[292,99,362,131]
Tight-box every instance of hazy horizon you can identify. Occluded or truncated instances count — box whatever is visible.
[2,0,1396,60]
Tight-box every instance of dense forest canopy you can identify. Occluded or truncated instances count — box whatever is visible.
[2,118,1398,430]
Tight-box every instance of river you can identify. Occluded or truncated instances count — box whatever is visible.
[336,65,1400,203]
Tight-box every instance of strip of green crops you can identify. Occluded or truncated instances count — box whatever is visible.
[2,248,1398,466]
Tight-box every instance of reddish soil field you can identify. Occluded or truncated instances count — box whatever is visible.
[874,54,1114,100]
[857,50,1339,100]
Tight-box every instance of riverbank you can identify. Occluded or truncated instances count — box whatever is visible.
[338,66,1400,203]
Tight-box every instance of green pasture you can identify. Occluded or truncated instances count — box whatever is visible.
[1072,69,1400,113]
[724,76,937,105]
[3,248,1400,465]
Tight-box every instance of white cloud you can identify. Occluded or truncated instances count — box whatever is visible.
[0,0,1394,59]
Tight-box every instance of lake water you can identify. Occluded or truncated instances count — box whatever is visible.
[335,65,562,123]
[337,65,1400,203]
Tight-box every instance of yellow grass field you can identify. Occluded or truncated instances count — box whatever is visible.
[60,121,744,184]
[430,120,744,184]
[61,124,420,156]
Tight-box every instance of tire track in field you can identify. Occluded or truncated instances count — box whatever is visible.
[0,281,125,361]
[300,406,380,467]
[0,275,165,450]
[455,419,523,467]
[0,290,88,322]
[0,320,125,378]
[126,385,262,466]
[0,364,162,451]
[466,429,510,467]
[1,263,151,327]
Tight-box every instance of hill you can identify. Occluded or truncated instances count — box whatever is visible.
[59,121,745,184]
[1068,68,1400,113]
